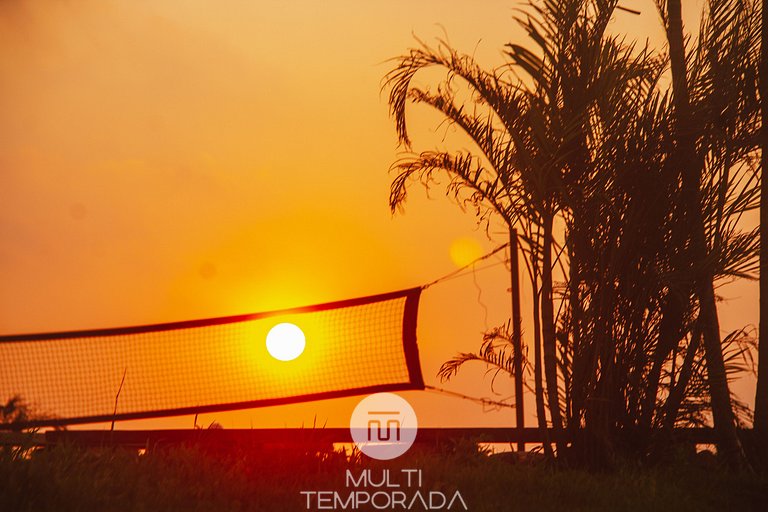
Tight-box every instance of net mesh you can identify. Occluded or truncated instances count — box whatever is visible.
[0,288,423,428]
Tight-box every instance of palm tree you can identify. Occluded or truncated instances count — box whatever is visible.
[756,0,768,459]
[385,34,571,455]
[657,0,759,469]
[385,0,663,460]
[385,0,760,466]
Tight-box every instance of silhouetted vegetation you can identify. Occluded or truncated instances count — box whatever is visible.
[754,0,768,468]
[386,0,761,468]
[2,396,31,430]
[1,442,767,511]
[2,395,65,433]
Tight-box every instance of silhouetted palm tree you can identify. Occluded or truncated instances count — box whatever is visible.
[657,0,759,469]
[756,0,768,462]
[385,0,760,467]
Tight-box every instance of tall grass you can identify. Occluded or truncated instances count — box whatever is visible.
[2,442,767,511]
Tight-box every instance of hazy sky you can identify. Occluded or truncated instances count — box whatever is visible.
[2,0,754,429]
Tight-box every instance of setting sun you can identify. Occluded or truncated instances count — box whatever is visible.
[266,322,306,361]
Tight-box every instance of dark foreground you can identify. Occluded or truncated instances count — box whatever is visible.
[2,440,767,512]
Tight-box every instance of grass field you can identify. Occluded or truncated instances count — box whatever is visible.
[2,438,768,512]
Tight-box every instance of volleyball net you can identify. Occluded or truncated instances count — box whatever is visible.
[0,288,424,429]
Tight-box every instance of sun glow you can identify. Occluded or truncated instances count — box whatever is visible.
[449,237,483,268]
[266,322,306,361]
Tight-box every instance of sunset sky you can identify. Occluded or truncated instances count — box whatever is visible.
[0,0,756,429]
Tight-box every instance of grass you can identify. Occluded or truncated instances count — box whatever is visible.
[2,440,767,511]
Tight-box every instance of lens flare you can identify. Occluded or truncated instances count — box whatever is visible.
[449,237,483,268]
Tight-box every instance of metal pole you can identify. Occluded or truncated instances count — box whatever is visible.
[510,228,525,451]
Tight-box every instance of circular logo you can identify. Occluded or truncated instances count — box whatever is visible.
[350,393,418,460]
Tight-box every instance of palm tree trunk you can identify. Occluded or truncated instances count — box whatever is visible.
[755,0,768,451]
[641,292,685,432]
[541,212,565,454]
[510,229,525,452]
[697,283,744,462]
[664,325,702,430]
[532,267,553,458]
[665,0,745,469]
[566,238,584,459]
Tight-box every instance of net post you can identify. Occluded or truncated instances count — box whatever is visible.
[402,288,425,389]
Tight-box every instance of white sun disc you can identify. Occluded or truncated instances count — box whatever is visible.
[266,322,306,361]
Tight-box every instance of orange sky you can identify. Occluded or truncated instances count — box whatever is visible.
[0,0,757,429]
